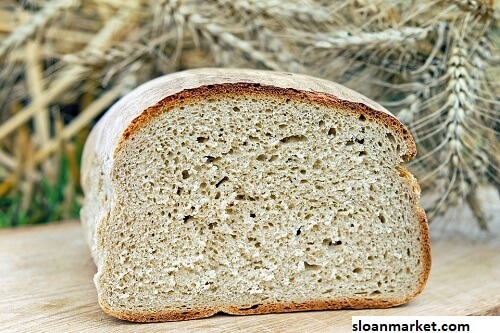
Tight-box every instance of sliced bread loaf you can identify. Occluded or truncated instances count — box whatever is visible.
[81,68,431,322]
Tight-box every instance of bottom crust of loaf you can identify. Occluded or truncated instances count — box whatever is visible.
[102,298,400,322]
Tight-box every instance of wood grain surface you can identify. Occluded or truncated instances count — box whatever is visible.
[0,194,499,332]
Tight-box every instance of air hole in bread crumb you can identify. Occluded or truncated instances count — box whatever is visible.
[196,136,208,143]
[296,226,302,235]
[346,140,355,146]
[319,120,325,127]
[257,154,267,161]
[378,214,386,223]
[280,135,307,144]
[215,176,228,188]
[182,170,190,179]
[359,114,367,121]
[386,133,396,144]
[353,267,363,274]
[250,213,256,218]
[239,304,260,310]
[237,194,256,201]
[205,156,218,163]
[328,128,337,136]
[371,290,381,295]
[304,262,321,270]
[233,106,240,112]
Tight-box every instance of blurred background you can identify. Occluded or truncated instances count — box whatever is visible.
[0,0,498,230]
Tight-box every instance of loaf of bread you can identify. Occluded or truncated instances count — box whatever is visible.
[81,68,431,322]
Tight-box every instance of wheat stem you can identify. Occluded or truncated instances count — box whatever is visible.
[0,149,18,171]
[34,86,122,163]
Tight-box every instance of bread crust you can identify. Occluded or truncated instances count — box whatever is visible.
[81,68,430,323]
[101,298,404,322]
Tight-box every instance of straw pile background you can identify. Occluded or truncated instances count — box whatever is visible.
[0,0,498,229]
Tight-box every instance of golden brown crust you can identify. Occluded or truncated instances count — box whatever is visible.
[117,83,416,160]
[102,296,410,323]
[415,205,432,297]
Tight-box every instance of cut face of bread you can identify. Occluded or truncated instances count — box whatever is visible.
[81,68,430,322]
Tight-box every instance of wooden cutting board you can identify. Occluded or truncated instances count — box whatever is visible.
[0,208,499,332]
